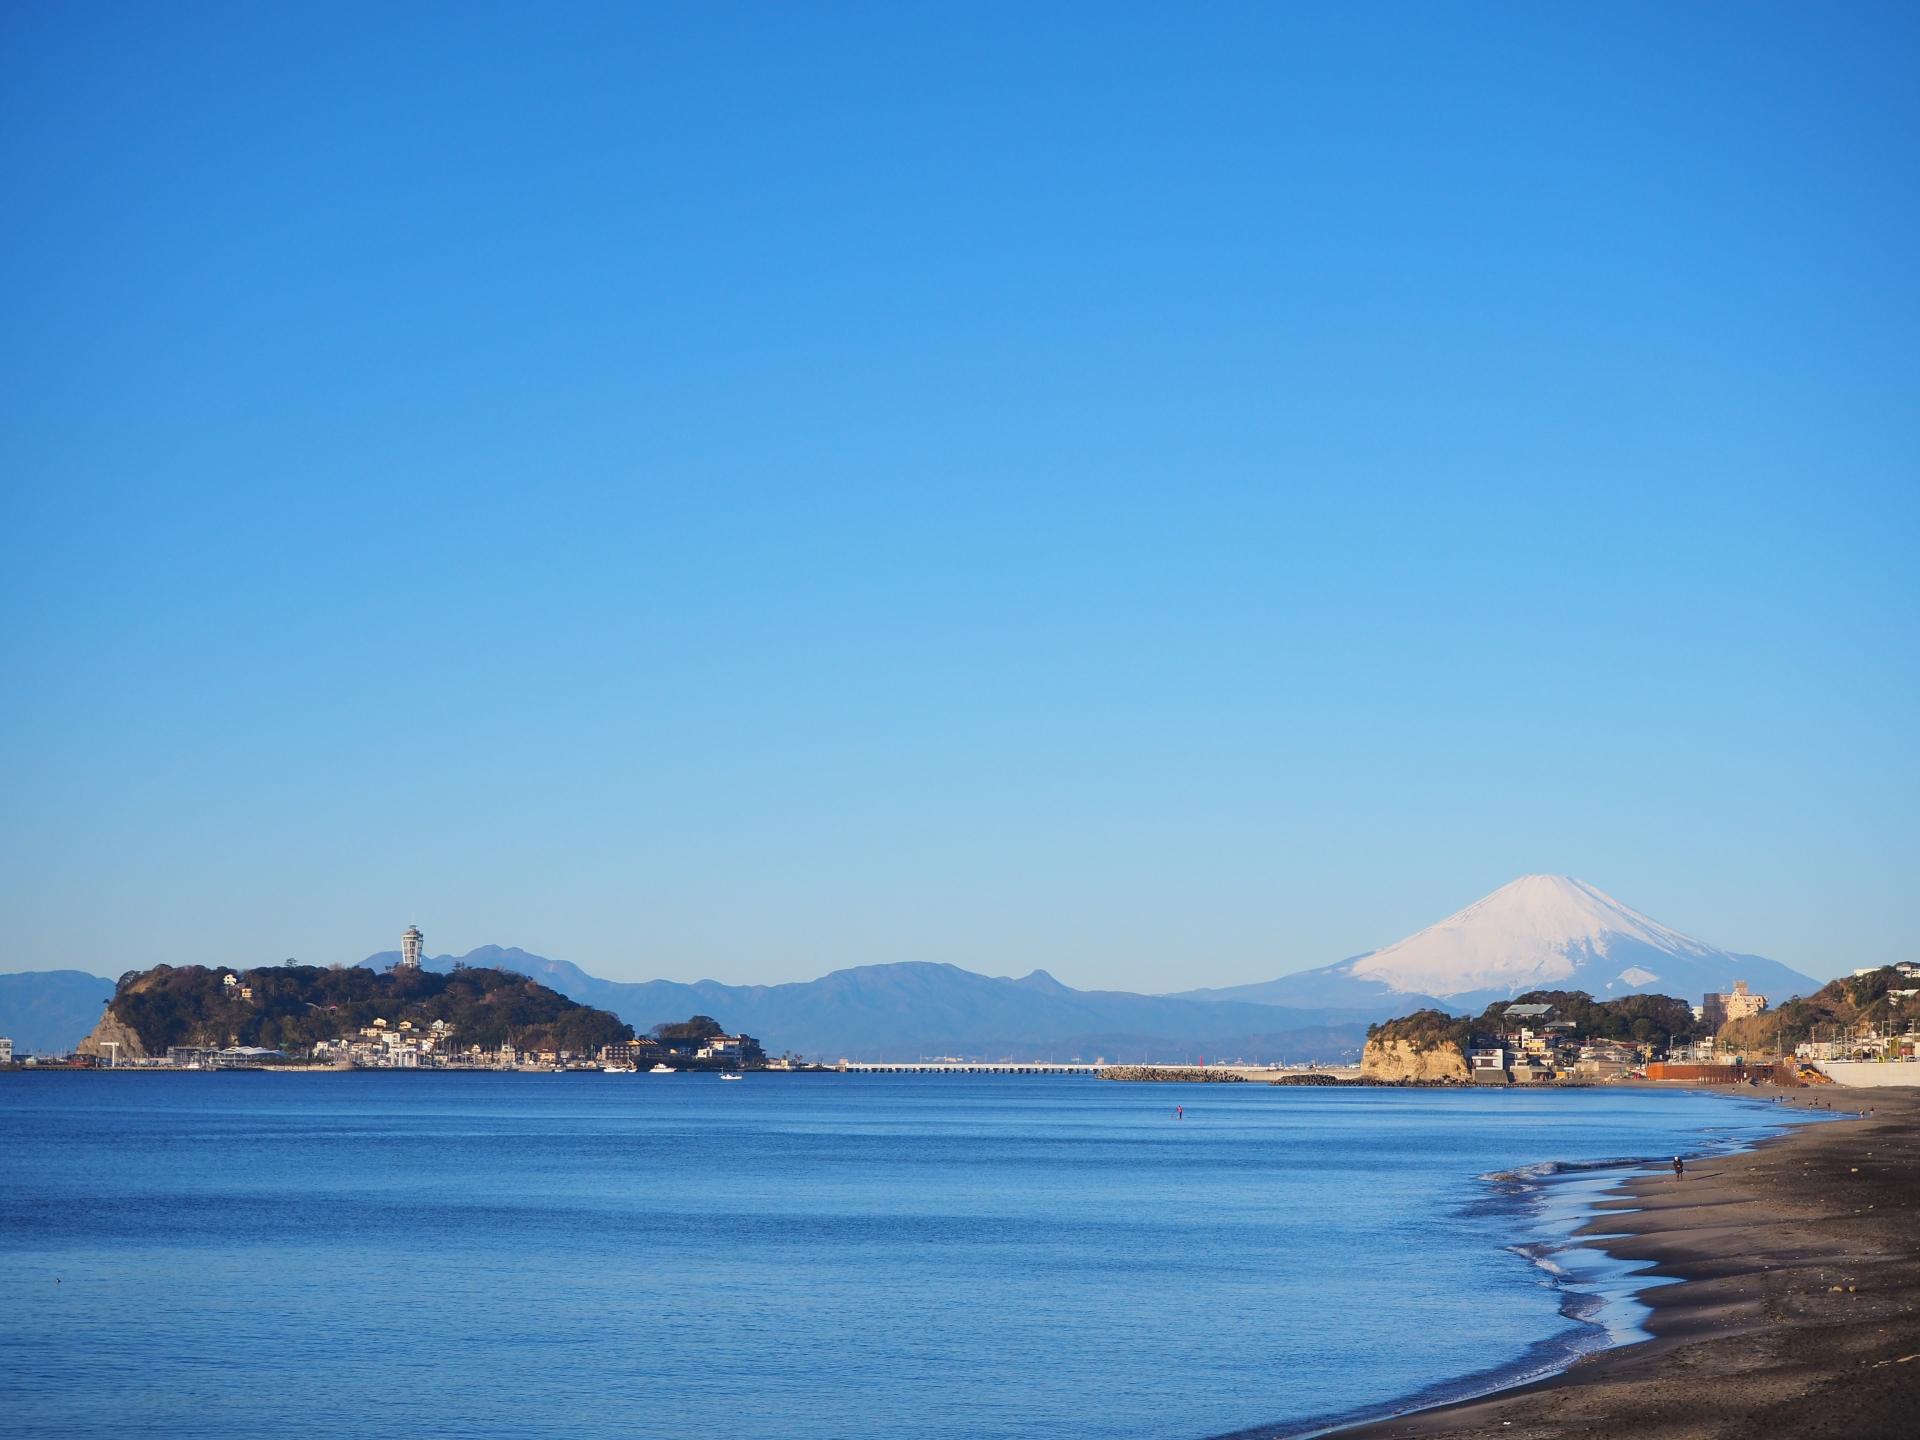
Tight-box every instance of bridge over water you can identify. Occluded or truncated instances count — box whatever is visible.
[834,1062,1103,1074]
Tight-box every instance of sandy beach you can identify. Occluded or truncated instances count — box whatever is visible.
[1315,1084,1920,1440]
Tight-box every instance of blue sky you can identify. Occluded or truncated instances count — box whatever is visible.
[2,2,1915,989]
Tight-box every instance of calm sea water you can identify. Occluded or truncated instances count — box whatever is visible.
[0,1073,1813,1439]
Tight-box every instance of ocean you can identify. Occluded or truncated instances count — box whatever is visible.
[0,1073,1816,1439]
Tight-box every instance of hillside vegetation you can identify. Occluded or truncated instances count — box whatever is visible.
[104,963,632,1056]
[1365,1008,1470,1054]
[1368,989,1704,1053]
[1717,965,1911,1055]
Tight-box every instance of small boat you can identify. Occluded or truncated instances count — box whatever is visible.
[603,1064,633,1074]
[648,1063,677,1074]
[720,1072,744,1081]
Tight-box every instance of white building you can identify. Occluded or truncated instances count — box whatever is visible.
[400,925,424,969]
[0,1037,13,1064]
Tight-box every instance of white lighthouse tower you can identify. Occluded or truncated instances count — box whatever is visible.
[400,925,424,970]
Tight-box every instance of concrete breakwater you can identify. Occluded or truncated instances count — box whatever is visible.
[1273,1074,1467,1087]
[1098,1065,1475,1087]
[1098,1066,1250,1083]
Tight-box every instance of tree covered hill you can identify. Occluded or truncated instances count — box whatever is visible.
[1368,988,1706,1055]
[100,963,632,1056]
[1717,965,1914,1056]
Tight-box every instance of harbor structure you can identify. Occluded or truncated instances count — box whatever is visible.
[400,925,424,970]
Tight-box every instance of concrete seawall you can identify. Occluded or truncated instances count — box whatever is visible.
[1816,1060,1920,1088]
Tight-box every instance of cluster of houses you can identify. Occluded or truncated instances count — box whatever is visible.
[1798,1029,1919,1063]
[1462,964,1920,1083]
[294,1020,769,1071]
[1,1020,772,1071]
[1466,997,1721,1083]
[597,1032,767,1071]
[1466,1004,1648,1084]
[310,1016,467,1068]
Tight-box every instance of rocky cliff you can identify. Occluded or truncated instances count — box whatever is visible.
[1359,1035,1468,1082]
[77,1008,149,1061]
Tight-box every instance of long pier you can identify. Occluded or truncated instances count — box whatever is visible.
[835,1062,1102,1074]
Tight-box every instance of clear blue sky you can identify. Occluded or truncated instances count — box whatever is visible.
[3,2,1914,989]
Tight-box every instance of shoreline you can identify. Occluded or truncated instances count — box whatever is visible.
[1299,1083,1920,1440]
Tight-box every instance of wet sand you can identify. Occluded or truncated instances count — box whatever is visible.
[1318,1084,1920,1440]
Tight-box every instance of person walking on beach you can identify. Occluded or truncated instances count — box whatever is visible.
[1672,1156,1685,1178]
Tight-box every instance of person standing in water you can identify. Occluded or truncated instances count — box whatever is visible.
[1175,1105,1184,1120]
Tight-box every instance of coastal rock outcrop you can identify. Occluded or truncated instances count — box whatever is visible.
[1359,1035,1468,1082]
[77,1007,148,1061]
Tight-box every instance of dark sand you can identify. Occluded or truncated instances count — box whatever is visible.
[1317,1084,1920,1440]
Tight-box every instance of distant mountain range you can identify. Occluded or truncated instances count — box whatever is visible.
[356,947,1379,1062]
[0,876,1829,1060]
[1175,875,1823,1013]
[0,969,114,1055]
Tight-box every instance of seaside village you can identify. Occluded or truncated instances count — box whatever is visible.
[300,1021,769,1073]
[156,994,769,1072]
[1462,966,1920,1086]
[90,1020,770,1074]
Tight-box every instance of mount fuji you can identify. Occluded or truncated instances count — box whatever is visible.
[1176,875,1824,1014]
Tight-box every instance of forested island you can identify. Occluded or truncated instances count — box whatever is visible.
[77,962,634,1063]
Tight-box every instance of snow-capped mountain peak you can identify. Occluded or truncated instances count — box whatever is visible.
[1174,875,1823,1015]
[1335,874,1820,1007]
